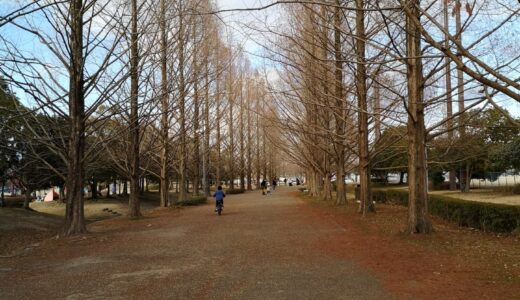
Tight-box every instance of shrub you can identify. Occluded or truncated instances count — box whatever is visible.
[176,196,207,206]
[491,184,520,195]
[428,196,520,232]
[225,188,245,195]
[361,187,520,233]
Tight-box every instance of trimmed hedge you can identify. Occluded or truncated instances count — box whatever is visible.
[225,188,245,195]
[176,196,207,206]
[359,188,520,233]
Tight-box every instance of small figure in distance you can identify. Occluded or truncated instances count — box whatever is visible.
[213,185,225,212]
[260,179,267,195]
[284,178,287,185]
[272,179,277,191]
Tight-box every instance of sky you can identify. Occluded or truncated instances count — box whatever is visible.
[1,0,519,117]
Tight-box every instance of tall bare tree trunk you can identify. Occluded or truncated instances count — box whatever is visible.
[239,77,246,190]
[444,1,456,191]
[246,80,253,191]
[255,92,261,188]
[333,1,346,205]
[373,73,382,143]
[455,0,468,193]
[405,0,432,234]
[178,11,187,203]
[192,65,200,196]
[128,0,141,218]
[356,0,374,215]
[23,188,31,210]
[203,35,210,197]
[215,42,221,186]
[159,0,169,207]
[64,0,87,235]
[228,69,235,189]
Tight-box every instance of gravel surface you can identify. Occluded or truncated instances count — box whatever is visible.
[0,187,390,299]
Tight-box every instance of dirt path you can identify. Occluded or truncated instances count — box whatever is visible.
[1,187,390,299]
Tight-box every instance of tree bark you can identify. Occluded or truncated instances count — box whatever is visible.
[23,188,32,210]
[192,64,200,196]
[333,1,346,205]
[178,9,187,203]
[246,80,253,191]
[64,0,87,235]
[228,67,235,190]
[444,0,457,191]
[1,180,5,207]
[356,0,374,215]
[215,42,222,187]
[203,28,211,197]
[405,0,432,234]
[90,178,97,200]
[159,0,169,207]
[239,76,246,190]
[128,0,141,218]
[455,0,468,193]
[255,91,261,188]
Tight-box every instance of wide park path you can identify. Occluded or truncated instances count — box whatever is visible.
[1,187,391,299]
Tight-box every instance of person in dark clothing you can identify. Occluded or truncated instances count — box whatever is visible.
[260,179,267,195]
[213,185,225,211]
[272,179,277,191]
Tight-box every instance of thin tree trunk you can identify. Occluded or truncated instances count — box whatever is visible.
[23,188,32,210]
[246,80,253,191]
[203,31,210,197]
[255,92,261,188]
[444,0,456,191]
[228,70,235,190]
[123,180,128,196]
[455,0,468,193]
[405,0,432,234]
[215,42,221,187]
[1,180,5,207]
[333,1,346,205]
[64,0,87,235]
[178,10,187,203]
[239,77,246,190]
[128,0,141,218]
[356,0,374,215]
[92,178,98,200]
[159,0,169,207]
[192,64,200,196]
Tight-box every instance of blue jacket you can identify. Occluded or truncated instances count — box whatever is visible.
[213,190,225,201]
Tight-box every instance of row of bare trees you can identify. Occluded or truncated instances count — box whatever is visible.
[255,0,519,233]
[0,0,279,235]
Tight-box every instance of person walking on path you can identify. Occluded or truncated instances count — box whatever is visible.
[260,179,267,195]
[213,186,225,211]
[272,179,277,191]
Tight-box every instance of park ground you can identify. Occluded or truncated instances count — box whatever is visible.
[1,187,519,299]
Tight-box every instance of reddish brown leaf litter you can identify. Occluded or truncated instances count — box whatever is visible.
[1,188,518,299]
[297,192,520,300]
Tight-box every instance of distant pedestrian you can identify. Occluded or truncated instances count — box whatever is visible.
[272,179,277,191]
[260,179,267,195]
[284,178,287,185]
